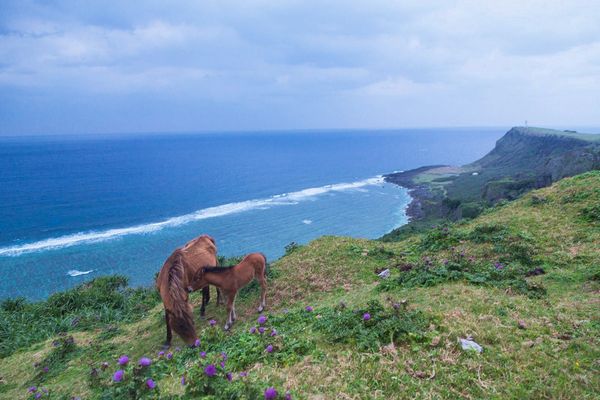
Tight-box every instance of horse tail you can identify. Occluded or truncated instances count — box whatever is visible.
[167,252,196,342]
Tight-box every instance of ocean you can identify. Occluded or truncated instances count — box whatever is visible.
[0,128,505,299]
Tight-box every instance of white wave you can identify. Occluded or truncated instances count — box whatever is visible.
[302,219,313,225]
[0,176,383,257]
[67,269,94,277]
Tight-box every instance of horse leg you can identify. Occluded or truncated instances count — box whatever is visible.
[217,288,224,305]
[224,291,236,331]
[257,274,267,313]
[163,310,172,349]
[200,286,209,318]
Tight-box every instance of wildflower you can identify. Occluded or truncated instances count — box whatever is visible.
[221,352,228,361]
[181,376,186,386]
[139,357,152,367]
[443,259,448,265]
[264,387,278,399]
[42,367,49,373]
[158,351,165,357]
[113,369,124,382]
[266,344,274,353]
[239,371,248,377]
[194,338,201,347]
[204,364,217,377]
[166,352,173,360]
[392,303,400,309]
[250,326,257,334]
[226,372,233,381]
[209,319,217,326]
[258,327,265,334]
[494,262,504,270]
[285,391,292,400]
[41,388,48,393]
[363,313,371,321]
[270,328,278,337]
[28,386,37,393]
[200,351,207,358]
[101,361,109,370]
[146,379,156,389]
[220,361,226,369]
[305,306,313,312]
[258,315,267,325]
[118,355,129,366]
[35,393,41,399]
[175,346,181,352]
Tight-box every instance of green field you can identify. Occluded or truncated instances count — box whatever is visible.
[1,171,599,399]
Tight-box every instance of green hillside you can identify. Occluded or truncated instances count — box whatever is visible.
[1,171,599,399]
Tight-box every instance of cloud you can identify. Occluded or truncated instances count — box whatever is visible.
[0,0,599,134]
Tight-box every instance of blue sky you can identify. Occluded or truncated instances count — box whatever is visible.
[1,0,599,135]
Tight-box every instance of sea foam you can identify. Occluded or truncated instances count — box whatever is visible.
[0,176,383,256]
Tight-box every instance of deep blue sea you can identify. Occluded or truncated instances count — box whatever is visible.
[0,128,506,299]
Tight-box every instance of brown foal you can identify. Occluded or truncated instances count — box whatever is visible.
[190,252,267,330]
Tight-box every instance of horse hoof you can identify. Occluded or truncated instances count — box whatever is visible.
[257,307,264,313]
[224,324,230,331]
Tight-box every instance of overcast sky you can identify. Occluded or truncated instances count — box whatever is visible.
[1,0,599,135]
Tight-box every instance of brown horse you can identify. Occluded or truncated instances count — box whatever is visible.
[190,252,267,330]
[155,234,220,346]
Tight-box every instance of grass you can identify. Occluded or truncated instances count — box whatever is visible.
[0,171,599,399]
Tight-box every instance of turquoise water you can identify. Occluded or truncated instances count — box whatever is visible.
[0,128,505,299]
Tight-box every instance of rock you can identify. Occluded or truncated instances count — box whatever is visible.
[377,269,391,279]
[459,338,483,353]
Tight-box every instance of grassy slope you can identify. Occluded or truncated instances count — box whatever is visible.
[1,172,599,399]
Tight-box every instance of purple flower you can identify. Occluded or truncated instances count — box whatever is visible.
[221,352,228,361]
[28,386,37,393]
[264,387,278,400]
[258,315,267,325]
[166,352,173,360]
[494,262,504,270]
[305,306,313,312]
[270,329,278,337]
[200,351,207,358]
[258,327,265,334]
[265,344,274,353]
[139,357,152,367]
[249,326,257,334]
[175,346,181,352]
[113,369,124,382]
[181,376,186,386]
[209,319,217,326]
[226,372,233,381]
[285,391,292,400]
[220,361,226,369]
[118,355,129,366]
[41,388,48,394]
[35,393,41,399]
[42,367,49,373]
[443,259,448,265]
[239,371,248,377]
[194,338,201,347]
[146,379,156,389]
[363,313,371,321]
[204,364,217,377]
[158,351,165,357]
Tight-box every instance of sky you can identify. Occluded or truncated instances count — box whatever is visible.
[0,0,599,135]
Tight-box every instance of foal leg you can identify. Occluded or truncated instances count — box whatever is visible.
[257,275,267,313]
[224,291,236,331]
[199,286,210,318]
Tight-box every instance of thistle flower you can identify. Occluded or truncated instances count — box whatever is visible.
[239,371,248,377]
[113,369,124,382]
[209,319,217,326]
[157,351,165,357]
[363,313,371,321]
[28,386,37,393]
[139,357,152,367]
[35,393,41,399]
[249,326,257,334]
[166,352,173,360]
[285,391,292,400]
[258,315,267,325]
[194,338,201,347]
[42,367,49,373]
[200,351,207,358]
[270,328,278,337]
[204,364,217,377]
[266,344,274,353]
[264,387,278,399]
[305,306,313,312]
[221,352,228,361]
[226,372,233,381]
[181,376,186,386]
[494,262,504,270]
[220,361,226,369]
[258,327,265,334]
[146,379,156,389]
[118,355,129,366]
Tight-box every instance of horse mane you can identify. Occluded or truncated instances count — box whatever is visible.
[167,251,195,338]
